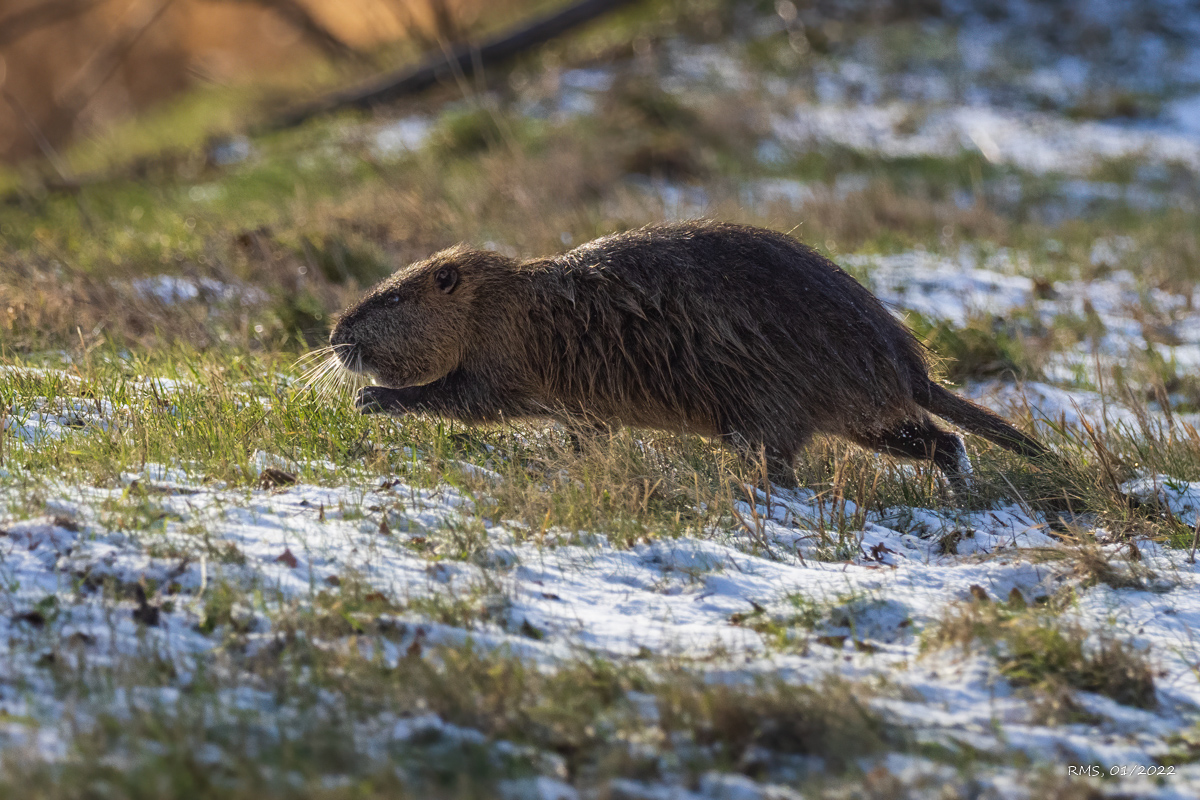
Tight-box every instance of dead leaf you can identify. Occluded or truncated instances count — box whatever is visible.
[132,584,160,627]
[52,515,80,532]
[259,467,298,489]
[13,610,45,628]
[869,542,895,562]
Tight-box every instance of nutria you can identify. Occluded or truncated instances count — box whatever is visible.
[329,221,1050,491]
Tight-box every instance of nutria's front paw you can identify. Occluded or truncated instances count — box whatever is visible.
[355,386,415,414]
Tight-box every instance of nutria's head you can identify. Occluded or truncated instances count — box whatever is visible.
[330,245,508,388]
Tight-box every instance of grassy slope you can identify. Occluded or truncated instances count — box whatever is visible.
[3,0,1200,796]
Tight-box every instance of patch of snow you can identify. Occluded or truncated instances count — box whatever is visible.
[844,243,1200,400]
[1,427,1199,795]
[848,249,1034,326]
[498,776,579,800]
[772,103,1200,176]
[373,116,433,158]
[130,275,263,306]
[559,68,614,93]
[1167,93,1200,137]
[663,43,752,93]
[206,135,252,166]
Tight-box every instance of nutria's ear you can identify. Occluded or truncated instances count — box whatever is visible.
[434,266,459,294]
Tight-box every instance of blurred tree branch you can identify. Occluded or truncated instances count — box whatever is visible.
[1,88,72,179]
[270,0,637,129]
[0,0,107,49]
[202,0,365,63]
[387,0,464,51]
[53,0,176,129]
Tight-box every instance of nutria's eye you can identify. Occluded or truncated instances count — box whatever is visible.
[434,267,459,294]
[385,292,401,306]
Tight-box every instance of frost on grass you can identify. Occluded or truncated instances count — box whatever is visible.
[771,103,1200,176]
[7,249,1200,792]
[3,391,1200,796]
[847,243,1200,428]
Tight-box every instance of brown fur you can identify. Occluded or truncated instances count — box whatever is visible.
[330,221,1048,487]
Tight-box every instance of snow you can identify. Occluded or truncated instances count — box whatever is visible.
[771,103,1200,176]
[0,423,1198,794]
[373,116,433,158]
[845,242,1200,407]
[3,397,115,443]
[130,275,265,306]
[10,248,1200,793]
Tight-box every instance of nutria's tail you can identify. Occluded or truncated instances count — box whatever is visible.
[920,382,1048,460]
[919,381,1161,520]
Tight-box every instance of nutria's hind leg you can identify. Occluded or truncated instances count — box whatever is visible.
[849,417,972,497]
[763,448,800,489]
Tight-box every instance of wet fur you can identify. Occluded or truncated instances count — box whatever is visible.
[331,221,1048,487]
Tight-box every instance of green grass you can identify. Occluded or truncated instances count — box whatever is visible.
[922,593,1158,710]
[0,637,900,799]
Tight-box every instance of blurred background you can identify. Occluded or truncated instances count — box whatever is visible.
[0,0,531,163]
[8,0,1199,170]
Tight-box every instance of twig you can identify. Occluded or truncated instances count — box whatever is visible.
[202,0,364,63]
[268,0,636,130]
[1189,516,1200,564]
[1074,401,1125,501]
[997,469,1038,524]
[736,482,777,560]
[0,89,73,182]
[0,0,106,48]
[53,0,177,130]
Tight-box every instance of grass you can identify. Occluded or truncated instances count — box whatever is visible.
[922,592,1158,710]
[4,0,1200,795]
[4,339,1172,792]
[0,637,897,799]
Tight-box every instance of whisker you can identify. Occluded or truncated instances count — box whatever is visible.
[300,361,332,386]
[295,341,370,399]
[293,347,335,368]
[293,342,355,370]
[324,359,351,398]
[302,356,341,394]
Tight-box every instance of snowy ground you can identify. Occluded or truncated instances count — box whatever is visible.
[4,429,1200,797]
[11,0,1200,796]
[7,247,1200,796]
